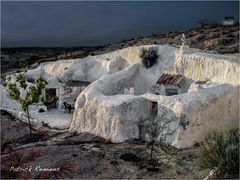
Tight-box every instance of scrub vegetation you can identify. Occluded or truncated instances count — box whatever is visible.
[199,128,239,178]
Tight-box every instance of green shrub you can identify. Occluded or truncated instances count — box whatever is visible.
[140,47,158,68]
[36,76,48,95]
[8,83,20,101]
[29,86,40,103]
[43,96,59,108]
[199,128,239,178]
[16,74,27,88]
[2,81,7,87]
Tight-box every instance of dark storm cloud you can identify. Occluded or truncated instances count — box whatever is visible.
[1,1,239,47]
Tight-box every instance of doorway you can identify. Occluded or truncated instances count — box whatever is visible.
[45,88,57,102]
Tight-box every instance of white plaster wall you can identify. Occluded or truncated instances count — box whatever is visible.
[153,84,184,96]
[143,83,239,148]
[175,85,239,148]
[69,64,152,141]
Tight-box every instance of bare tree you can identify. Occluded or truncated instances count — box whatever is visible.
[145,107,177,163]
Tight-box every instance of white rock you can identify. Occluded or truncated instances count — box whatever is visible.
[1,44,239,148]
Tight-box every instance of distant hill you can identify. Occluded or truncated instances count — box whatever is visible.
[94,24,239,55]
[1,24,239,75]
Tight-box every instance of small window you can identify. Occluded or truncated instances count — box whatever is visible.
[166,88,178,96]
[151,102,158,115]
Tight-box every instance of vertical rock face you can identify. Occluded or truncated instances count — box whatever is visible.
[70,95,151,142]
[173,52,239,85]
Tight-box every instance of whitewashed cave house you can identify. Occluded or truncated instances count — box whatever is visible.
[150,73,187,96]
[43,80,91,111]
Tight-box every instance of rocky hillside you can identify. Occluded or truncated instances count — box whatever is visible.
[1,24,239,75]
[96,24,239,55]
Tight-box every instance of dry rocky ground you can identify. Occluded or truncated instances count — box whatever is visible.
[94,24,239,55]
[1,113,210,179]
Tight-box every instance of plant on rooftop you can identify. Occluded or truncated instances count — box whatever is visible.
[199,128,239,178]
[140,47,158,68]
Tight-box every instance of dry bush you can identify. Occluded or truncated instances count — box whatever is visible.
[199,128,239,178]
[140,47,158,68]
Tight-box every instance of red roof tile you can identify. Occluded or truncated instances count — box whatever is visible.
[157,73,183,87]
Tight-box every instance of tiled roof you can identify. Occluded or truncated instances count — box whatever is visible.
[157,73,183,87]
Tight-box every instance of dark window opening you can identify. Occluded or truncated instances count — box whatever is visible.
[166,88,178,96]
[46,88,57,102]
[151,102,158,115]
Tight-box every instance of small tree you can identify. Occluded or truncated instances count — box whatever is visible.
[145,118,160,162]
[145,107,177,163]
[6,74,48,138]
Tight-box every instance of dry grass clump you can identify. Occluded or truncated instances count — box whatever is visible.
[199,128,239,178]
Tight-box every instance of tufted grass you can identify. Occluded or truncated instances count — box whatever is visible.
[199,128,239,178]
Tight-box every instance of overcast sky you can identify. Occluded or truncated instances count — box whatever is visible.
[1,1,239,47]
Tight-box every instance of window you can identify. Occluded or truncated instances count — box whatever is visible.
[151,102,158,115]
[166,88,178,96]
